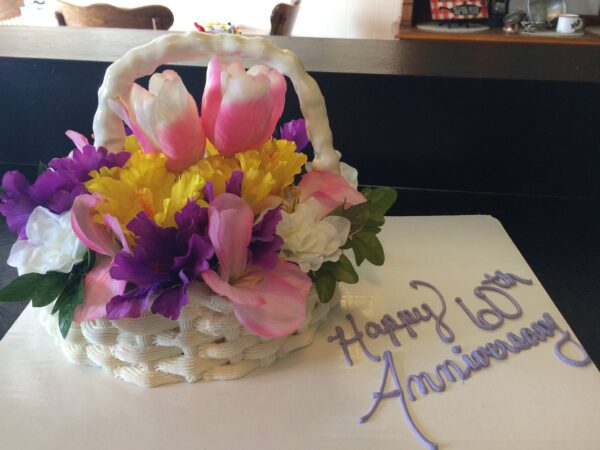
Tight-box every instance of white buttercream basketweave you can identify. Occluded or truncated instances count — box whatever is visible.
[40,283,339,387]
[37,32,345,387]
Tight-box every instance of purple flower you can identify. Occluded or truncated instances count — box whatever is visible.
[0,142,129,239]
[107,202,214,320]
[49,145,130,182]
[202,170,244,202]
[278,119,309,152]
[248,205,284,269]
[0,170,82,239]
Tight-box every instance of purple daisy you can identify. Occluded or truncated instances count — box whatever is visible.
[107,201,214,320]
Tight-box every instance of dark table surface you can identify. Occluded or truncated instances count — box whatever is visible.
[1,188,598,366]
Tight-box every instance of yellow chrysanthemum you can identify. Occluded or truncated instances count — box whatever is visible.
[85,148,176,241]
[236,138,306,206]
[85,136,307,241]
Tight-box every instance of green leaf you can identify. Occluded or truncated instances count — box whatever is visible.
[361,224,382,235]
[363,187,397,217]
[37,161,48,176]
[366,214,385,228]
[322,254,359,284]
[51,276,79,314]
[57,278,85,339]
[31,272,69,307]
[328,201,370,236]
[314,271,337,303]
[58,305,75,339]
[82,251,96,273]
[353,232,385,266]
[351,235,367,266]
[0,273,43,302]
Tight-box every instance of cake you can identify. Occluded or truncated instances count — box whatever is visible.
[1,33,599,450]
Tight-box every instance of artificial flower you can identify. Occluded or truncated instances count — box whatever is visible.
[201,193,310,337]
[7,206,87,276]
[0,132,129,239]
[278,118,309,152]
[298,169,366,218]
[73,255,127,322]
[107,201,213,320]
[85,149,176,242]
[277,197,351,272]
[235,138,306,209]
[71,193,129,257]
[249,205,284,269]
[201,57,286,156]
[109,69,205,171]
[50,131,130,180]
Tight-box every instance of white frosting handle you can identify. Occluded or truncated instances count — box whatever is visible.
[93,31,340,173]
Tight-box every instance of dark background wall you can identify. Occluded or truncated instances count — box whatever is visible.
[1,57,599,200]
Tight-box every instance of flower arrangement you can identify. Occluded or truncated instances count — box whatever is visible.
[0,57,396,341]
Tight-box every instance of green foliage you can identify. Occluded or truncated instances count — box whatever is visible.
[0,251,97,338]
[312,187,397,302]
[310,254,359,303]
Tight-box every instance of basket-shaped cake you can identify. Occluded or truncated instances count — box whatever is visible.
[0,32,395,387]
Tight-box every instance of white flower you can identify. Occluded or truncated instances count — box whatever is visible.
[277,197,351,272]
[7,206,87,276]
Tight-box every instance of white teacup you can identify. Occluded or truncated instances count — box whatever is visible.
[556,14,584,34]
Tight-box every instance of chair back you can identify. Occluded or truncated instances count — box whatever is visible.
[55,1,174,30]
[0,0,22,21]
[270,0,300,36]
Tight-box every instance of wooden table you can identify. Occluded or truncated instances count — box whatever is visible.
[396,26,600,46]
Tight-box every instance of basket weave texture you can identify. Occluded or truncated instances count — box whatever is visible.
[39,282,339,387]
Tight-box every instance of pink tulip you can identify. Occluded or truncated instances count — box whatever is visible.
[109,69,205,171]
[71,194,128,322]
[201,193,310,337]
[299,170,367,218]
[201,57,286,156]
[73,255,127,323]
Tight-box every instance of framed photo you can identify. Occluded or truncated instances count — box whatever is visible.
[429,1,489,20]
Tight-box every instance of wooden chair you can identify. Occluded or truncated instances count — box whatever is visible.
[0,0,23,21]
[55,1,174,30]
[270,0,300,36]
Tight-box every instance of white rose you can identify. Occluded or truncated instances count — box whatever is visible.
[7,206,87,276]
[277,197,351,272]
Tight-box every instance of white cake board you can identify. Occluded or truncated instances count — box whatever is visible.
[0,216,598,450]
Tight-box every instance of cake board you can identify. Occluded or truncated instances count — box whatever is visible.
[0,215,598,450]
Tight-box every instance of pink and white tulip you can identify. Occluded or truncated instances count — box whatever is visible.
[70,194,128,322]
[299,170,367,218]
[201,193,310,337]
[109,69,205,171]
[201,57,287,156]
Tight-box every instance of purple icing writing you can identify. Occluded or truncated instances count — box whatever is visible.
[359,351,438,450]
[361,311,591,450]
[481,270,532,288]
[328,280,454,366]
[456,270,530,330]
[554,331,591,367]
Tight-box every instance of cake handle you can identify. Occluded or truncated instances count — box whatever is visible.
[93,31,341,173]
